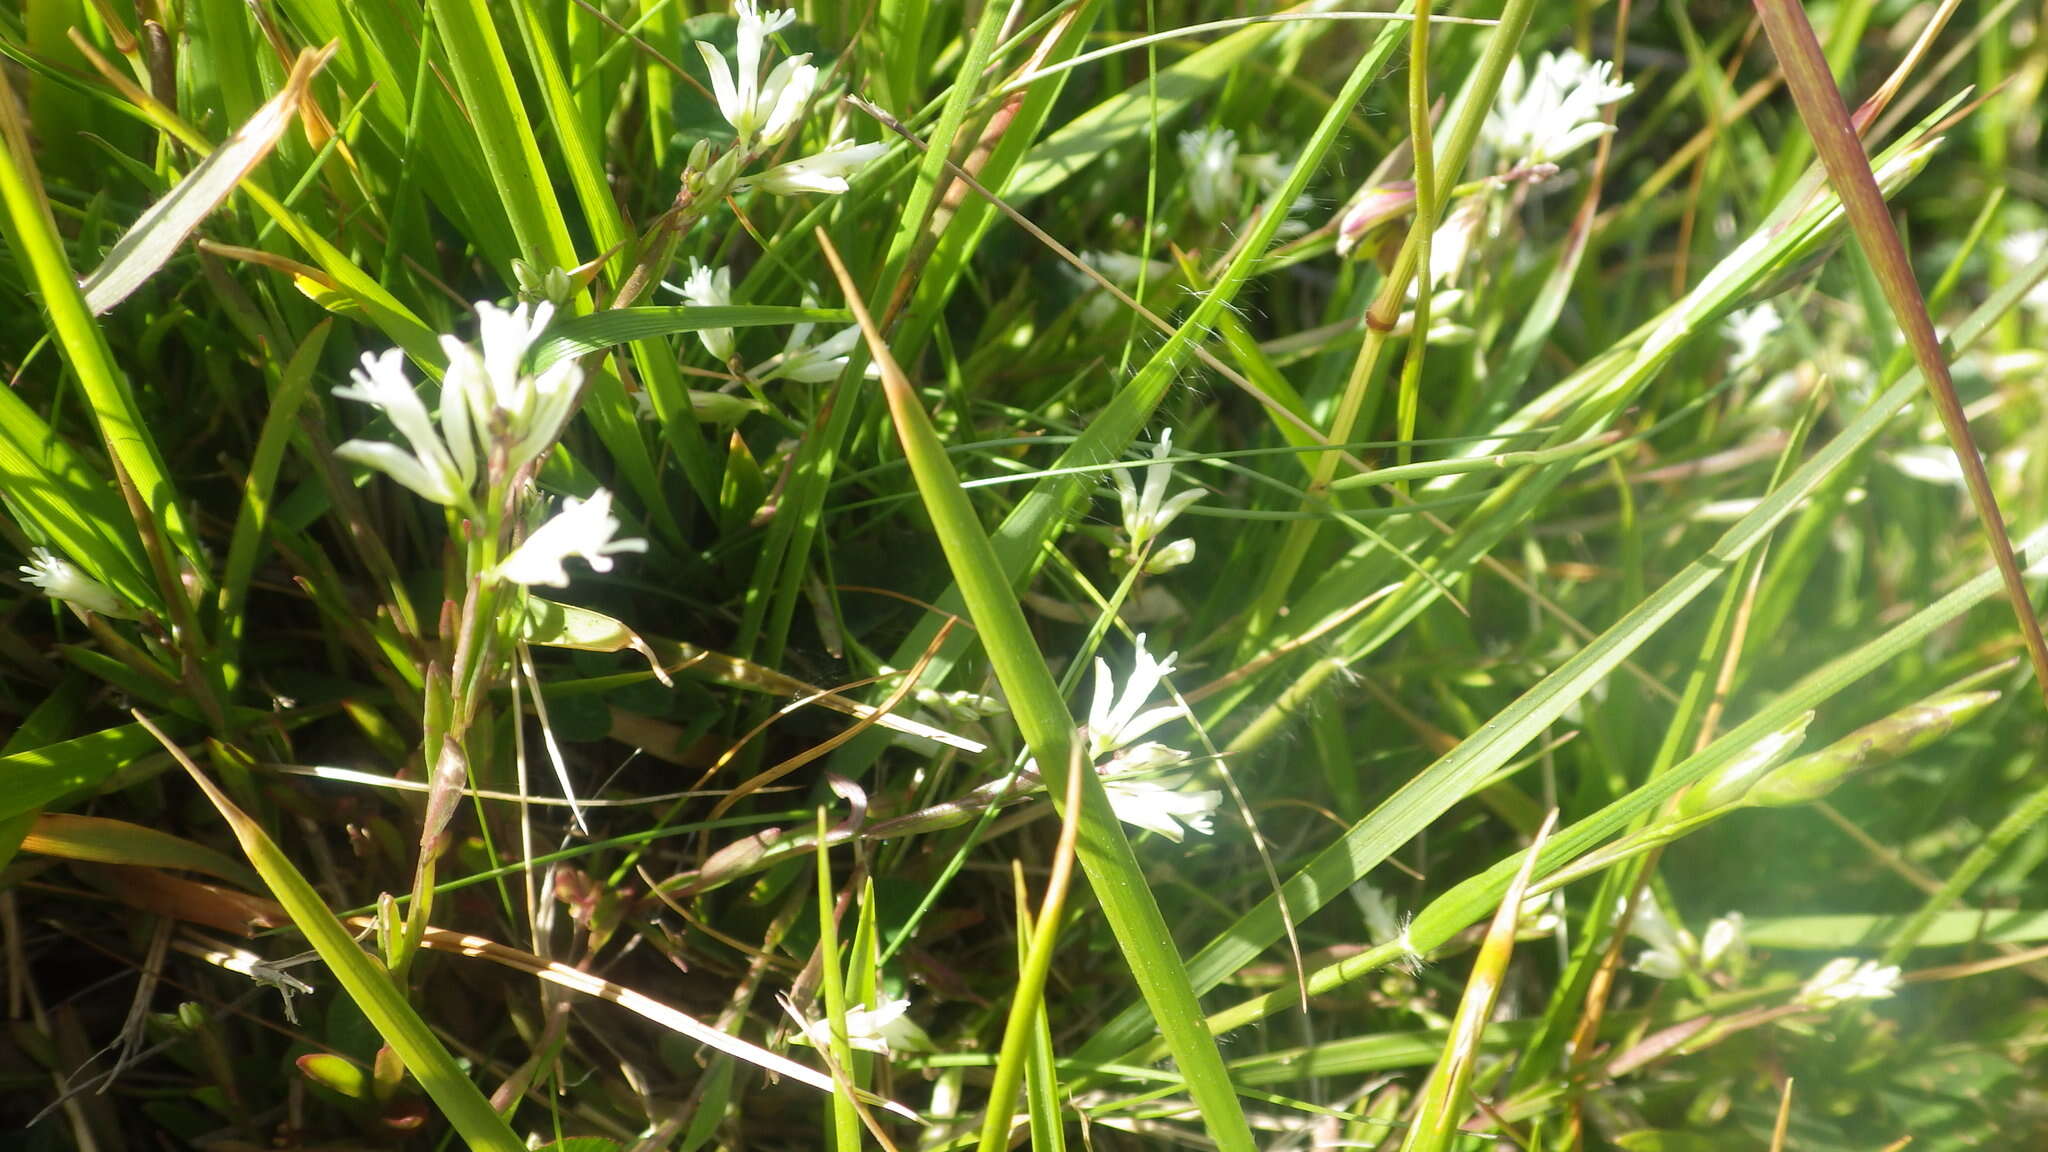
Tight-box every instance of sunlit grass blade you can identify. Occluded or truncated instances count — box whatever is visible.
[80,46,330,314]
[1401,812,1555,1152]
[1081,235,2048,1065]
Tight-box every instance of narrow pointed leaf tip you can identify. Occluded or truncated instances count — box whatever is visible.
[82,45,337,314]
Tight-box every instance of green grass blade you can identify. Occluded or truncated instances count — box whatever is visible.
[822,234,1258,1152]
[137,712,527,1152]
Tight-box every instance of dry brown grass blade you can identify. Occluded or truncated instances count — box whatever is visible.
[1752,0,2048,709]
[347,916,919,1122]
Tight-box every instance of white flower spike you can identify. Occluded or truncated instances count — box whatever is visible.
[674,260,736,361]
[1111,428,1203,563]
[1178,126,1240,221]
[740,139,888,196]
[696,3,815,148]
[493,488,648,588]
[19,548,133,618]
[1481,49,1633,170]
[333,348,475,509]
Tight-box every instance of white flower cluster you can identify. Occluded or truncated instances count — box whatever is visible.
[332,300,644,588]
[691,3,885,198]
[1481,49,1634,171]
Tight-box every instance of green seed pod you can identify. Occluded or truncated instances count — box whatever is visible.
[1675,712,1814,819]
[1748,690,2000,808]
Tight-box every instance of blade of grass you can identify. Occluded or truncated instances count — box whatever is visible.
[1079,236,2048,1064]
[1400,812,1556,1152]
[1751,0,2048,707]
[818,228,1257,1152]
[979,747,1086,1152]
[134,712,526,1152]
[80,46,330,314]
[0,65,202,579]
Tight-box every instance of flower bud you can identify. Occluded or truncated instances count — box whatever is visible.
[1675,712,1812,819]
[1747,690,1999,808]
[1334,181,1415,257]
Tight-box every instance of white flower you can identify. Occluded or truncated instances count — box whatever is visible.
[696,2,815,148]
[1425,198,1486,290]
[333,347,476,509]
[18,548,133,618]
[1018,635,1220,841]
[671,260,736,361]
[1625,896,1696,981]
[755,313,870,383]
[1700,912,1747,974]
[1178,126,1240,220]
[1111,428,1203,560]
[1888,444,1967,487]
[1723,303,1782,375]
[1141,537,1197,574]
[444,300,582,480]
[1101,772,1221,842]
[1633,949,1685,981]
[1999,228,2048,318]
[492,488,648,587]
[1798,957,1902,1008]
[1481,49,1633,169]
[1086,634,1190,762]
[799,998,930,1054]
[739,139,887,196]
